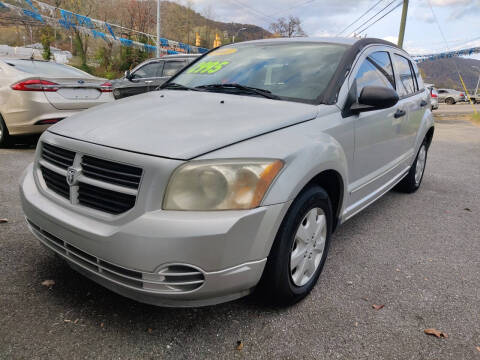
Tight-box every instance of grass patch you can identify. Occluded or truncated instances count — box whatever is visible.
[470,112,480,125]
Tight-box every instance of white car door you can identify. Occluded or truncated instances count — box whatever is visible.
[391,54,428,152]
[347,48,408,208]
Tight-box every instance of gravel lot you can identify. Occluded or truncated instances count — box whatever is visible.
[1,115,479,359]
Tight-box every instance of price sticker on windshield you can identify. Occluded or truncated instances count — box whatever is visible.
[187,61,230,74]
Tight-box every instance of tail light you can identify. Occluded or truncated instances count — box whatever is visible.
[431,93,437,98]
[460,93,464,97]
[100,82,113,92]
[11,79,59,92]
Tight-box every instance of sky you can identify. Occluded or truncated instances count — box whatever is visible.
[184,0,480,59]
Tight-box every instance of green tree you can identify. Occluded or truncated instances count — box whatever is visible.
[40,26,54,60]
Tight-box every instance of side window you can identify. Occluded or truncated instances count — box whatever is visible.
[411,60,424,91]
[393,54,416,96]
[132,62,162,79]
[368,51,395,88]
[162,61,186,77]
[355,57,394,98]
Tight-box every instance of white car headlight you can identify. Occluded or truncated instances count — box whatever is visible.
[163,159,284,210]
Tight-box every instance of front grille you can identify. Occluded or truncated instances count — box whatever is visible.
[81,155,142,189]
[27,219,205,293]
[78,182,136,215]
[40,166,69,199]
[39,142,143,215]
[41,143,75,169]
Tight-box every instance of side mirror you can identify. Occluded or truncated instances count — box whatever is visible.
[350,86,399,113]
[124,70,132,80]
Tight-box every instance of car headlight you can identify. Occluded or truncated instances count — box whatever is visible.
[163,159,284,210]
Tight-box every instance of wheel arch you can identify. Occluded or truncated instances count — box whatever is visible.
[425,126,434,148]
[300,169,344,232]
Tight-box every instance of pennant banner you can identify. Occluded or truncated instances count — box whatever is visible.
[413,46,480,63]
[1,0,209,55]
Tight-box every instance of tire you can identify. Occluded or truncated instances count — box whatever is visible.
[396,139,428,193]
[258,185,332,306]
[445,97,455,105]
[0,115,11,148]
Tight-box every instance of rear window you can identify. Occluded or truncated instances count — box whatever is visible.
[393,54,416,96]
[410,61,424,91]
[5,60,91,77]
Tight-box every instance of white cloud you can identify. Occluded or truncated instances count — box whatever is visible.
[383,36,398,44]
[430,0,472,6]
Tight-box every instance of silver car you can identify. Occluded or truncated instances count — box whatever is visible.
[437,88,465,104]
[20,38,434,307]
[0,59,113,147]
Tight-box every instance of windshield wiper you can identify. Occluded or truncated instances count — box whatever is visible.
[195,83,280,100]
[161,82,200,91]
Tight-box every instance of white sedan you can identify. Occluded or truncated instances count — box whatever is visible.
[0,59,113,146]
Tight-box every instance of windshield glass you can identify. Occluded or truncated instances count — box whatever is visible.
[172,42,348,103]
[5,60,92,77]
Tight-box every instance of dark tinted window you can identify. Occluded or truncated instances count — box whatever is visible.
[163,61,186,77]
[368,51,395,88]
[132,62,162,79]
[355,58,394,98]
[394,54,415,96]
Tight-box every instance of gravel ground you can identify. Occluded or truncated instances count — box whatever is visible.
[0,117,479,359]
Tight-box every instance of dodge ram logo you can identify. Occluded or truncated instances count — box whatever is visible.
[66,167,78,186]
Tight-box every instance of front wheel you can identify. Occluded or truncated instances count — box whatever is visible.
[445,97,455,105]
[396,140,428,193]
[258,186,332,306]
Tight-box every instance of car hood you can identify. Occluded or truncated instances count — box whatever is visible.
[49,90,319,160]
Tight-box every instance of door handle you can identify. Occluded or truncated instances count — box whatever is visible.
[420,100,428,107]
[394,109,406,118]
[144,80,153,84]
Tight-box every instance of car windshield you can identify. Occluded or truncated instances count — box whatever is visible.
[172,42,348,103]
[5,60,91,77]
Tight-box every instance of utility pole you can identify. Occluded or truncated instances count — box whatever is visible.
[156,0,161,58]
[397,0,409,48]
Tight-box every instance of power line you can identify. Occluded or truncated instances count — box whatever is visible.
[269,0,317,18]
[425,0,477,113]
[354,1,403,36]
[337,0,384,36]
[227,0,276,23]
[348,0,399,37]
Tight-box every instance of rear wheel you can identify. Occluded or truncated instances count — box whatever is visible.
[396,140,428,193]
[445,97,455,105]
[0,115,11,148]
[258,186,332,306]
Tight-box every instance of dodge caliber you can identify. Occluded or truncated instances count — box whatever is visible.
[20,38,434,307]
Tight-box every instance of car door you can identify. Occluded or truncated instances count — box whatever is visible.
[127,61,163,96]
[393,55,428,150]
[348,48,408,206]
[437,89,447,102]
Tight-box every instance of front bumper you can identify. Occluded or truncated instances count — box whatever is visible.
[20,163,289,307]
